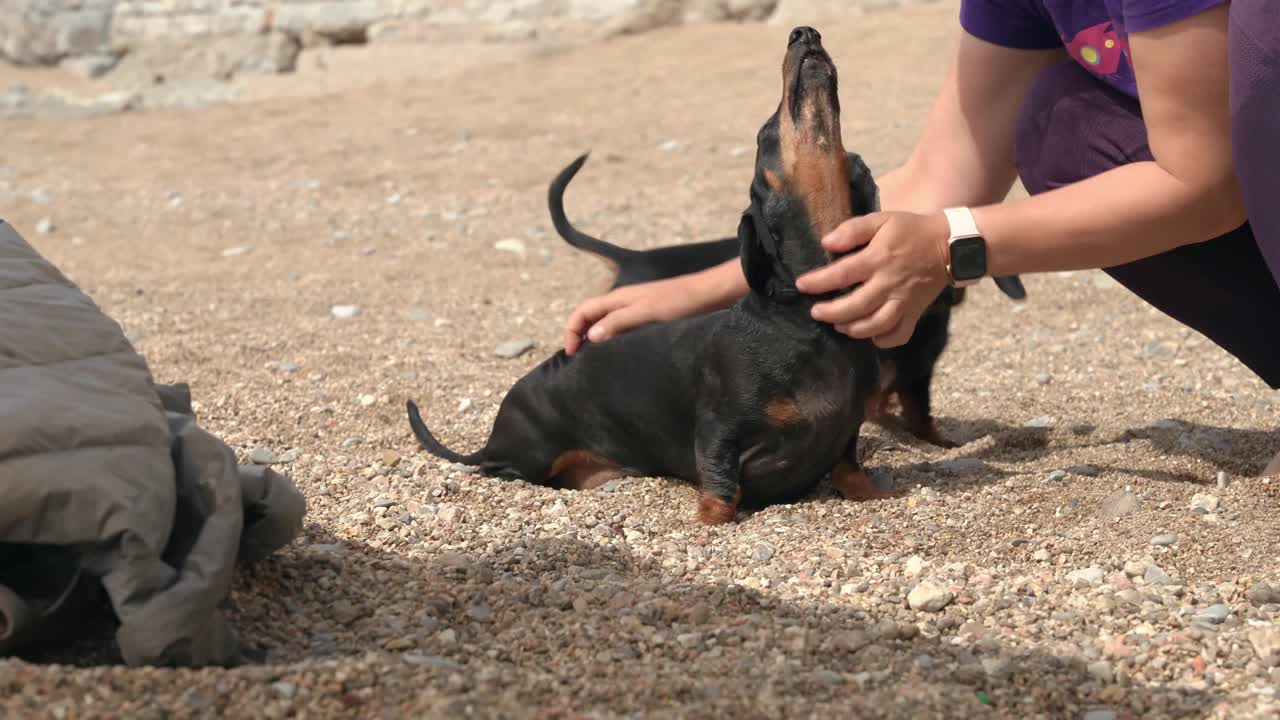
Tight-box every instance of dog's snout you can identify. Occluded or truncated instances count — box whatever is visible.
[788,26,821,47]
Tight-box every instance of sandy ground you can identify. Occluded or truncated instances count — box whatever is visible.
[1,3,1278,718]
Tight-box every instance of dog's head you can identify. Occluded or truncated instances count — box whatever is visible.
[737,26,878,301]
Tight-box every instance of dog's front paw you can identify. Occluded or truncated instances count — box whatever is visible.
[831,462,893,502]
[697,490,741,525]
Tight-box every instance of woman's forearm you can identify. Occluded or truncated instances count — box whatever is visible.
[974,159,1246,276]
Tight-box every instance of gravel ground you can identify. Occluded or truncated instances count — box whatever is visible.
[1,3,1278,718]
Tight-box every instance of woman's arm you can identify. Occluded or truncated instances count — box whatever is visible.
[976,4,1243,275]
[878,32,1064,214]
[798,6,1243,346]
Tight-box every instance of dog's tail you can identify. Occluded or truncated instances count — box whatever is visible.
[993,276,1028,301]
[406,400,484,466]
[548,152,637,265]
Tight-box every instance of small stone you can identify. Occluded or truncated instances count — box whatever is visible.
[1069,464,1101,477]
[493,238,527,257]
[466,603,493,621]
[494,339,534,359]
[402,654,463,671]
[271,682,297,700]
[1190,493,1219,514]
[1046,469,1068,482]
[1068,567,1106,587]
[1023,415,1055,428]
[331,304,360,319]
[1216,470,1230,490]
[907,580,954,612]
[35,217,54,234]
[333,230,352,240]
[676,632,701,648]
[1144,565,1174,586]
[809,670,841,687]
[309,633,338,656]
[752,543,775,563]
[279,361,301,373]
[1098,488,1139,520]
[1035,373,1051,386]
[658,140,681,152]
[1082,710,1118,720]
[1151,533,1178,547]
[341,436,364,447]
[1123,559,1149,577]
[904,556,926,577]
[221,245,253,257]
[1032,549,1051,562]
[1248,627,1280,661]
[457,397,473,413]
[546,500,569,517]
[1070,423,1096,435]
[1247,582,1280,605]
[1193,603,1230,625]
[937,457,984,474]
[405,308,432,322]
[249,446,277,464]
[359,394,377,407]
[437,629,458,645]
[601,479,632,493]
[829,630,870,653]
[381,450,401,467]
[438,506,464,524]
[61,53,119,79]
[1086,661,1114,683]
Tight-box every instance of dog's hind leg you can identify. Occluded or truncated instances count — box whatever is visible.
[896,376,957,449]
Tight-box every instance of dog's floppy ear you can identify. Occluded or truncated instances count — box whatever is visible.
[738,208,773,296]
[845,152,880,216]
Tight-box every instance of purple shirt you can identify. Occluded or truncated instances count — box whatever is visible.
[959,0,1227,97]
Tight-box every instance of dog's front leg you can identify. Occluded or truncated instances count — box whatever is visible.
[830,428,892,502]
[693,425,743,525]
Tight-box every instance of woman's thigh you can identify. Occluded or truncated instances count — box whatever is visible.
[1014,60,1280,389]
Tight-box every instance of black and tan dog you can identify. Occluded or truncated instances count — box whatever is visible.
[409,26,891,523]
[548,156,1028,450]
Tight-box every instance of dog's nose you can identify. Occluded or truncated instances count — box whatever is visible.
[788,26,821,47]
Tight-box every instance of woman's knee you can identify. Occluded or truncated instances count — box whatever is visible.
[1014,60,1149,195]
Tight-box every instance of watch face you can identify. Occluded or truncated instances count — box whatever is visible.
[950,236,987,281]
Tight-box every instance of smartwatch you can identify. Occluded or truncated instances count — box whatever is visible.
[942,206,987,287]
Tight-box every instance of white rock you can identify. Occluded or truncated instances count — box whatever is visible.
[1190,493,1220,514]
[494,238,526,257]
[903,556,926,577]
[34,217,54,234]
[907,580,953,612]
[221,245,253,257]
[330,304,360,319]
[1067,567,1106,587]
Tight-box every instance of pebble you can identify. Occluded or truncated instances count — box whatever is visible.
[494,339,534,358]
[279,361,301,373]
[658,140,681,152]
[249,446,277,464]
[438,506,464,524]
[467,603,493,621]
[1098,488,1138,520]
[1248,627,1280,661]
[405,307,432,322]
[1193,603,1230,625]
[1070,423,1096,435]
[1144,565,1174,586]
[903,556,925,577]
[1032,548,1051,562]
[1123,559,1149,577]
[1035,373,1051,385]
[1247,582,1280,605]
[35,217,55,234]
[221,245,253,257]
[1082,710,1118,720]
[381,449,401,467]
[907,580,953,612]
[1216,470,1230,490]
[341,436,365,447]
[752,543,775,563]
[936,458,984,473]
[359,394,377,407]
[1086,660,1114,683]
[809,670,841,687]
[1190,493,1219,514]
[402,654,463,671]
[1023,415,1055,428]
[1045,469,1068,482]
[457,398,473,412]
[493,238,527,257]
[333,230,352,240]
[1068,567,1105,587]
[1150,533,1178,546]
[271,682,298,700]
[331,304,360,319]
[1068,464,1101,477]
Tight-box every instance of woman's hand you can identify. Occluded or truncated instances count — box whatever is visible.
[795,210,952,348]
[561,274,716,355]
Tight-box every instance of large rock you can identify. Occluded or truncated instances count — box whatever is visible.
[683,0,779,22]
[0,0,115,66]
[769,0,914,24]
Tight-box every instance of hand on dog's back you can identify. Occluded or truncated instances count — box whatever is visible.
[563,272,738,354]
